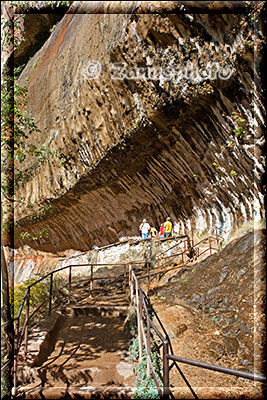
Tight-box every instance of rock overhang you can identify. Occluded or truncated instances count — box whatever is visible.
[12,2,265,252]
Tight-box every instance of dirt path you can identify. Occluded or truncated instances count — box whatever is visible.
[145,231,266,399]
[16,234,266,399]
[152,299,264,399]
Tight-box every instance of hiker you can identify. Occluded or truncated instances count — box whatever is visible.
[139,218,151,239]
[150,227,157,238]
[159,223,165,239]
[164,217,172,238]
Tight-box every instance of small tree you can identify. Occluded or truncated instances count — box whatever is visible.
[1,2,71,396]
[1,7,16,395]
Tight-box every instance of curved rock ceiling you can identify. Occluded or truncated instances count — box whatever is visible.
[13,1,265,252]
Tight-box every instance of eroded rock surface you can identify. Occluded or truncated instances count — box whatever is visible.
[12,1,265,253]
[151,229,266,377]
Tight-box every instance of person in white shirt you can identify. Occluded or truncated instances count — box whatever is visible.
[139,218,151,239]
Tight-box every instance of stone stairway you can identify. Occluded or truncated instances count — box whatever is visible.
[16,270,136,399]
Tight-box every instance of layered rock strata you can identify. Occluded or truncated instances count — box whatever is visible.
[13,1,265,252]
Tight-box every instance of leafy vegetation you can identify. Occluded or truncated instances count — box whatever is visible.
[4,1,71,10]
[1,3,72,396]
[227,140,235,149]
[10,272,66,328]
[129,336,162,399]
[232,111,248,138]
[230,169,238,177]
[19,228,50,242]
[1,25,61,249]
[196,229,208,239]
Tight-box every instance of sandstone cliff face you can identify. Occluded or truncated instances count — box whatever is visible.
[14,13,65,68]
[14,1,265,252]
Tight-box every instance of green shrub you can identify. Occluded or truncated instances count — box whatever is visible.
[232,111,248,137]
[10,272,66,327]
[230,169,238,177]
[129,336,162,399]
[129,336,140,362]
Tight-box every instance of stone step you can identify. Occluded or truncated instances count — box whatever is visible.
[18,385,135,399]
[17,360,135,388]
[16,283,135,399]
[70,305,128,317]
[18,311,64,357]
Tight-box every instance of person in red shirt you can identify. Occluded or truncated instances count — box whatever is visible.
[159,223,164,239]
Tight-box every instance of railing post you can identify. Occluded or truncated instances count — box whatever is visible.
[163,340,170,399]
[147,262,150,293]
[48,273,53,316]
[129,265,133,303]
[184,239,188,261]
[133,271,137,307]
[15,317,20,353]
[69,266,72,292]
[24,288,30,354]
[146,313,151,378]
[191,228,194,251]
[139,288,144,362]
[90,265,93,291]
[136,285,142,363]
[13,317,20,395]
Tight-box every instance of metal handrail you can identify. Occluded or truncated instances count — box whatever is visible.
[151,235,222,281]
[141,291,173,353]
[14,261,145,317]
[13,234,220,346]
[129,265,199,398]
[11,237,217,395]
[16,288,29,321]
[12,240,266,399]
[129,266,165,397]
[167,354,266,383]
[129,264,266,400]
[14,261,147,352]
[156,235,222,261]
[156,236,188,258]
[12,260,148,395]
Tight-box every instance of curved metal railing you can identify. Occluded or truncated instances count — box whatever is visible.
[11,234,265,398]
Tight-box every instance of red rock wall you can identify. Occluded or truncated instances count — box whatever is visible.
[13,1,265,253]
